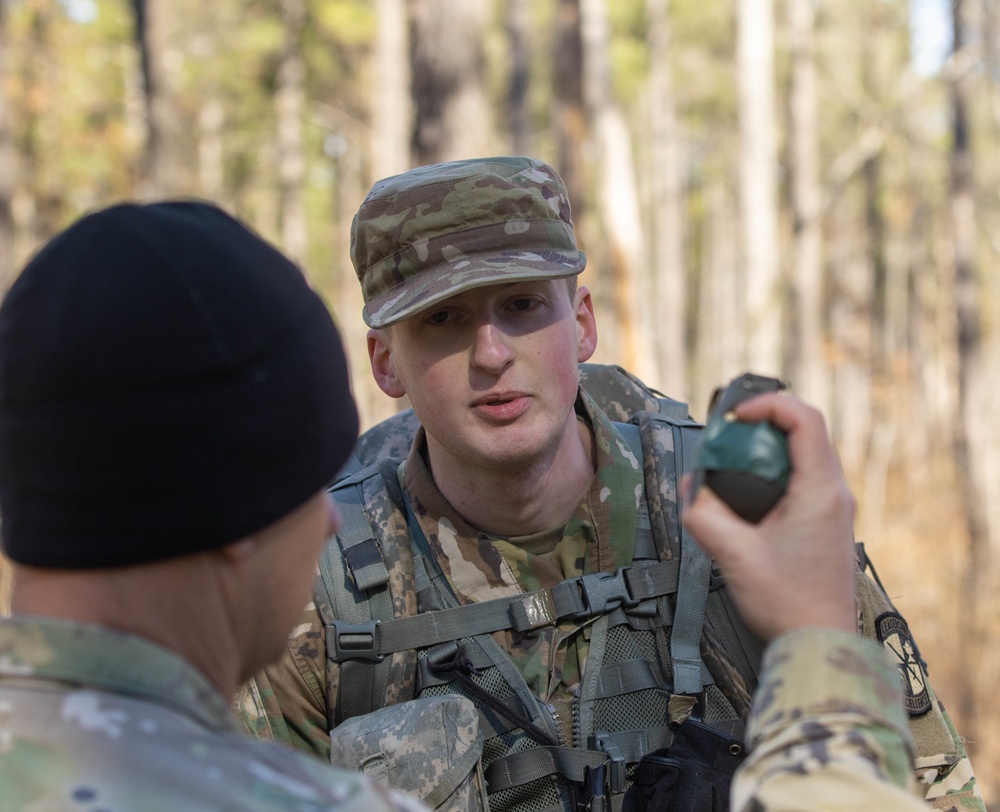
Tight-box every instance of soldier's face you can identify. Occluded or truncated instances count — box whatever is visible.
[368,279,597,474]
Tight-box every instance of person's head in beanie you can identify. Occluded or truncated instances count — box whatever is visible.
[0,200,359,695]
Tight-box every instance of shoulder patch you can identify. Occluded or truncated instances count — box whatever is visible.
[876,611,932,717]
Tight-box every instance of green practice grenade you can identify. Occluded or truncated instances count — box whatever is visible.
[693,373,790,523]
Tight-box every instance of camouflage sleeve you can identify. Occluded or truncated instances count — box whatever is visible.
[237,598,335,760]
[854,570,986,810]
[734,629,926,812]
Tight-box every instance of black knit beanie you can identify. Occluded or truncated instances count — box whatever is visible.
[0,201,359,568]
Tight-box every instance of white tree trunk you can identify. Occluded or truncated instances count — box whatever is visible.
[788,0,828,412]
[580,0,653,382]
[646,0,687,399]
[371,0,411,180]
[737,0,781,375]
[276,0,307,263]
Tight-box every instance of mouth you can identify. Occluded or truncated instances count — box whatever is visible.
[473,392,527,407]
[471,392,532,421]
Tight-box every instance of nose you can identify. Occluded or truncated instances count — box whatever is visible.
[470,320,514,374]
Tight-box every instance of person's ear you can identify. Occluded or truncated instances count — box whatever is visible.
[574,286,598,363]
[217,536,257,566]
[368,328,407,399]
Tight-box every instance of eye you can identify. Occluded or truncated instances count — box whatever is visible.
[508,296,541,313]
[424,309,454,326]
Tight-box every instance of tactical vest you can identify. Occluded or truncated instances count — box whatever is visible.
[318,365,765,812]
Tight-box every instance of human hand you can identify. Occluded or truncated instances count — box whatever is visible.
[682,393,857,641]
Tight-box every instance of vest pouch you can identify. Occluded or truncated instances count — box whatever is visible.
[633,719,745,812]
[328,694,488,812]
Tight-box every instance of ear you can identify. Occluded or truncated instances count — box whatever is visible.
[574,285,598,363]
[368,328,408,399]
[217,536,257,567]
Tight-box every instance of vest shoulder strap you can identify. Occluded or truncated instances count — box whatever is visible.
[318,463,397,725]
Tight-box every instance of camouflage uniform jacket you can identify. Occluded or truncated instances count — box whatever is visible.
[0,615,427,812]
[737,629,927,812]
[241,390,983,810]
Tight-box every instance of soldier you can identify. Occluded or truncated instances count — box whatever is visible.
[241,156,981,811]
[0,202,428,812]
[684,392,930,811]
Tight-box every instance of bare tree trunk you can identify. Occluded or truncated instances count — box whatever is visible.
[15,3,53,248]
[131,0,187,196]
[580,0,653,382]
[371,0,411,180]
[788,0,827,411]
[507,0,531,156]
[553,0,588,223]
[697,179,743,414]
[950,0,987,749]
[828,191,872,474]
[276,0,307,263]
[0,0,15,291]
[198,97,225,202]
[410,0,492,165]
[737,0,781,374]
[646,0,687,399]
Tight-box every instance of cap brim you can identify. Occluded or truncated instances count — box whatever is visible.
[362,250,586,328]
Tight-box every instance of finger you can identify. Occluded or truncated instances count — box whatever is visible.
[732,393,842,481]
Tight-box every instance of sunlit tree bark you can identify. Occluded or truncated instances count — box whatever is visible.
[275,0,307,263]
[737,0,781,374]
[553,0,588,222]
[580,0,653,381]
[507,0,530,155]
[646,0,687,399]
[788,0,827,413]
[410,0,492,164]
[130,0,186,196]
[371,0,411,180]
[950,0,987,749]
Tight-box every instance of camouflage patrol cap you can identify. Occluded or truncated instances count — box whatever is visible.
[351,156,587,328]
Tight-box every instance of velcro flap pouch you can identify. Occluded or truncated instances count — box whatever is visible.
[328,694,487,812]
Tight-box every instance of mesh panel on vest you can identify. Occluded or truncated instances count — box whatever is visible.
[490,776,570,812]
[592,625,671,732]
[417,646,571,812]
[702,683,738,723]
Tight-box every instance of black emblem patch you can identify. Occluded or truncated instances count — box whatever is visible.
[876,611,932,717]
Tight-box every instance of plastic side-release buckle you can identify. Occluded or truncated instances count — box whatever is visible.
[589,731,626,794]
[573,568,639,620]
[328,619,384,663]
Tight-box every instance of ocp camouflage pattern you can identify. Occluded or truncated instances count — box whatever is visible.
[0,616,428,812]
[350,157,586,328]
[736,629,947,812]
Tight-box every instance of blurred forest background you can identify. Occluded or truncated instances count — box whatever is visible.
[0,0,998,802]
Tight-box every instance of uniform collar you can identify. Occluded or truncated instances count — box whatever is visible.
[0,615,236,732]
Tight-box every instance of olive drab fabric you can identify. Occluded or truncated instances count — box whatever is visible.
[240,365,984,812]
[0,616,428,812]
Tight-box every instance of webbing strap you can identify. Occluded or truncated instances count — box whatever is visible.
[703,581,764,697]
[664,417,713,696]
[484,745,608,792]
[322,472,394,724]
[334,480,389,592]
[328,558,683,663]
[616,422,656,560]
